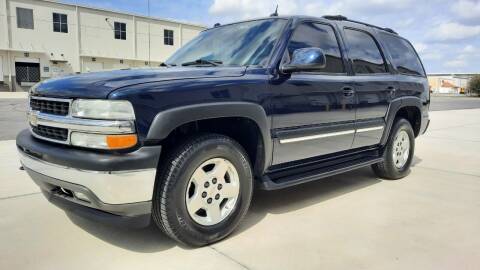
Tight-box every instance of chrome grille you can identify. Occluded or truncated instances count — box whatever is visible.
[31,125,68,141]
[30,97,70,116]
[27,96,135,145]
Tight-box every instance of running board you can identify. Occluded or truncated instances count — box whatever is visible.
[259,156,383,190]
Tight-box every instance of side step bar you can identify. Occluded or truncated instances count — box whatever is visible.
[259,156,383,190]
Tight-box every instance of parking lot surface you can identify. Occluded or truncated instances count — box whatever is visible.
[1,97,480,269]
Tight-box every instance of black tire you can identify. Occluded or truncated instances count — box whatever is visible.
[372,118,415,180]
[152,133,253,246]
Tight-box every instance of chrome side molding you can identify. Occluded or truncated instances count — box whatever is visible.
[279,126,384,144]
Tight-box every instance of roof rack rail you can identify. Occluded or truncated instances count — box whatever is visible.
[322,15,398,35]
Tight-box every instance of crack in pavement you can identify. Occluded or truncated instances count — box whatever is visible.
[209,246,250,270]
[0,192,42,201]
[415,165,480,178]
[422,136,480,143]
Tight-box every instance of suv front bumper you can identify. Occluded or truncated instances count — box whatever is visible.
[16,129,161,227]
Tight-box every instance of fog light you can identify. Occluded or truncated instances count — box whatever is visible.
[74,191,90,203]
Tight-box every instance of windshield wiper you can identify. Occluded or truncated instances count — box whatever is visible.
[181,59,223,66]
[160,62,176,67]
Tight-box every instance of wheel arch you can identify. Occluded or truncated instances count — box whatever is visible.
[381,97,423,146]
[146,102,272,175]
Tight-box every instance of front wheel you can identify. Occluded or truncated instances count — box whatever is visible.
[372,118,415,180]
[152,134,253,246]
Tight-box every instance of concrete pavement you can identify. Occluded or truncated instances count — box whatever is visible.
[1,109,480,269]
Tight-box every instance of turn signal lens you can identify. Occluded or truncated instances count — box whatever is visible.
[71,132,137,150]
[106,134,138,149]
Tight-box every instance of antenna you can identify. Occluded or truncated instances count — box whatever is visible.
[270,4,278,17]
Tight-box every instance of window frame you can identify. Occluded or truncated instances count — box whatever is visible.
[53,12,68,33]
[16,7,34,30]
[379,31,427,78]
[114,22,127,40]
[282,20,348,76]
[342,27,390,76]
[164,29,174,46]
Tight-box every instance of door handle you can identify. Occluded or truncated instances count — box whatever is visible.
[387,86,396,97]
[342,87,355,97]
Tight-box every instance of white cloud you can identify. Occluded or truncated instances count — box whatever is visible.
[463,44,476,53]
[209,0,414,22]
[304,0,413,18]
[451,0,480,21]
[445,59,467,68]
[428,22,480,41]
[208,0,299,21]
[412,42,428,53]
[421,51,442,61]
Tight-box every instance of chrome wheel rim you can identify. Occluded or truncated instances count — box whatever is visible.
[185,158,240,226]
[393,130,410,169]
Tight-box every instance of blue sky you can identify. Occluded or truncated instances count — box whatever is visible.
[63,0,480,73]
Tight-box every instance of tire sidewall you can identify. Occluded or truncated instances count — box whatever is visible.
[385,119,415,178]
[160,136,253,245]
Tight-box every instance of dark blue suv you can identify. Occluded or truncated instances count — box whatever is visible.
[17,15,430,246]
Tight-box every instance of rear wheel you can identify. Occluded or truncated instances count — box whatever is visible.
[372,118,415,179]
[152,134,253,246]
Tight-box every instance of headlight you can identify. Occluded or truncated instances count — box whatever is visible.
[71,100,135,120]
[71,132,138,150]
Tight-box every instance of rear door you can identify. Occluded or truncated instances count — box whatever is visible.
[341,27,397,148]
[270,21,355,165]
[378,32,428,100]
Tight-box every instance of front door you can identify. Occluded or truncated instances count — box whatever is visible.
[270,21,355,165]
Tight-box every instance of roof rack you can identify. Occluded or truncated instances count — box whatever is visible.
[322,15,398,34]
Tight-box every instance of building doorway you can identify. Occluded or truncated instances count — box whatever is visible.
[0,56,4,82]
[15,62,40,86]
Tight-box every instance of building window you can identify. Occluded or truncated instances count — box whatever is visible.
[114,22,126,40]
[17,7,34,29]
[164,29,174,45]
[53,13,68,33]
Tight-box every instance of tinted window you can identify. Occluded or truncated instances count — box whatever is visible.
[164,29,174,45]
[381,33,425,76]
[114,22,126,40]
[344,29,386,74]
[17,8,34,29]
[53,13,68,33]
[287,22,344,73]
[166,19,287,67]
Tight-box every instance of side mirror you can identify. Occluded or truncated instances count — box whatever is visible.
[281,47,326,73]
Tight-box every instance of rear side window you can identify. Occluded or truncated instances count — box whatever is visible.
[344,29,386,74]
[380,33,425,76]
[287,22,344,73]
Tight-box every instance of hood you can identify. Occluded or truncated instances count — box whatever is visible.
[31,67,247,99]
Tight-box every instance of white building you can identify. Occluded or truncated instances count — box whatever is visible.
[0,0,206,91]
[427,73,477,95]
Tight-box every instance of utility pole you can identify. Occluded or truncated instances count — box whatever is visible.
[147,0,151,67]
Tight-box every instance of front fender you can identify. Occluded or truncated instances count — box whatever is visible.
[146,102,272,172]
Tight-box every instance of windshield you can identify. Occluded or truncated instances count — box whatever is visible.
[166,19,287,67]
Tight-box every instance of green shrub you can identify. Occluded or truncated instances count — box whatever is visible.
[468,75,480,95]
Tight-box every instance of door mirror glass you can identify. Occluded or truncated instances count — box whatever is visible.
[281,47,326,73]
